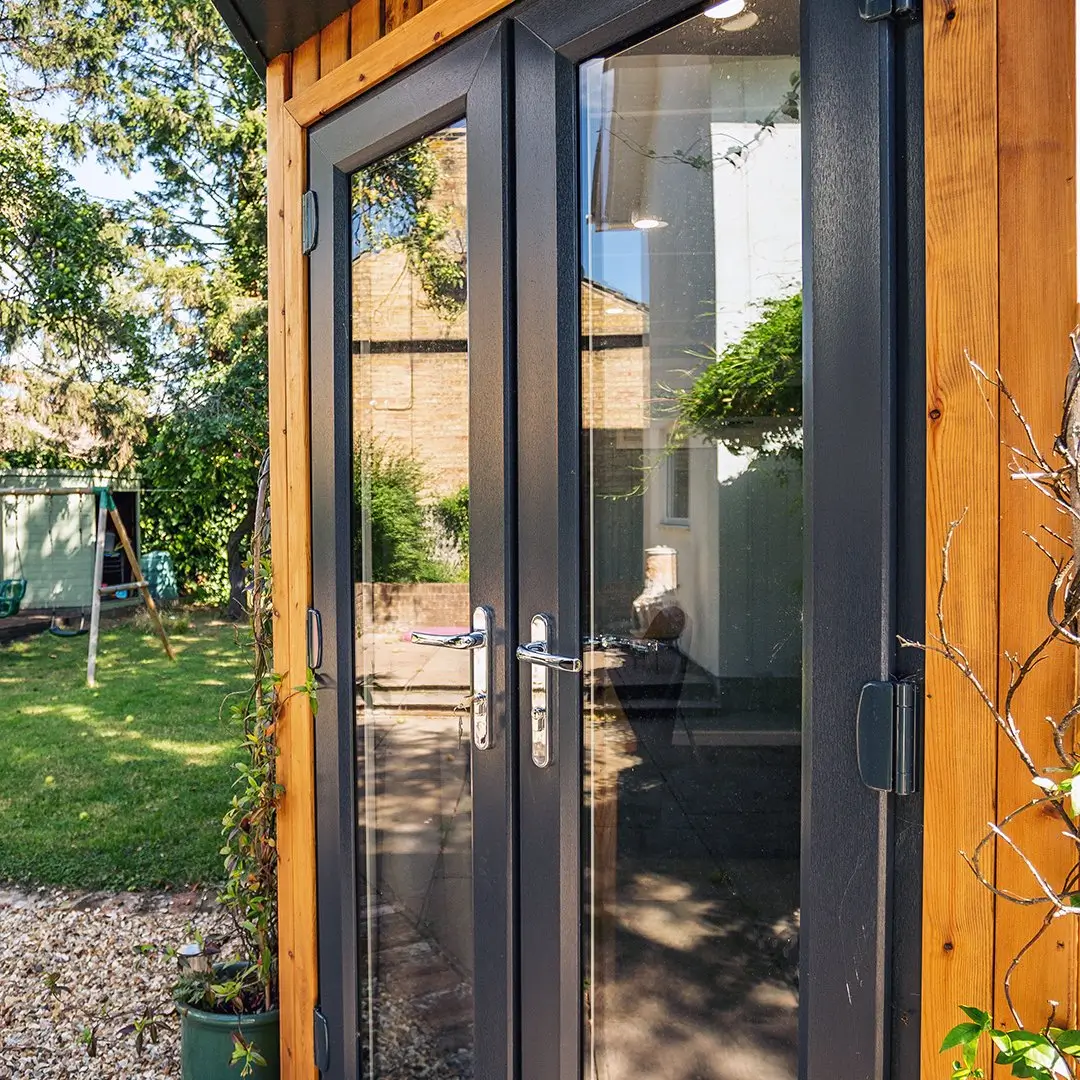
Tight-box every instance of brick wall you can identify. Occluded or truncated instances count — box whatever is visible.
[349,127,652,501]
[355,581,470,629]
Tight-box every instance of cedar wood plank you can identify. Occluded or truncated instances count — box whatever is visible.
[267,54,312,1080]
[384,0,420,32]
[922,0,1000,1073]
[277,106,318,1080]
[994,0,1079,1040]
[351,0,382,53]
[320,11,351,74]
[292,35,320,95]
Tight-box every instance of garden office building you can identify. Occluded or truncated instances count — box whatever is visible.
[208,0,1080,1077]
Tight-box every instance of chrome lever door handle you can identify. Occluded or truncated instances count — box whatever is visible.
[410,607,494,750]
[409,628,485,649]
[517,614,581,768]
[515,639,583,672]
[583,634,660,655]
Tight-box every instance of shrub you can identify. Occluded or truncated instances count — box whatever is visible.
[673,292,802,441]
[434,485,469,560]
[352,440,458,583]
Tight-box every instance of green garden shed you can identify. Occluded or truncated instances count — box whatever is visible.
[0,470,141,614]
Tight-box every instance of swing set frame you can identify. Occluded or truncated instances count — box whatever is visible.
[0,484,174,685]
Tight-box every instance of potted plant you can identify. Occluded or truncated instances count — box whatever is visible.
[171,472,282,1079]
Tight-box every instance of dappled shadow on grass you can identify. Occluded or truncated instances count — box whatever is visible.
[0,614,249,890]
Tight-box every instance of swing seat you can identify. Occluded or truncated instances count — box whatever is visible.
[0,579,27,618]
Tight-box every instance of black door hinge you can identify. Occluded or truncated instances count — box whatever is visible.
[301,190,318,254]
[857,680,918,795]
[860,0,918,20]
[313,1006,330,1073]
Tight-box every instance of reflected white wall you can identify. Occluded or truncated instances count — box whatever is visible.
[639,55,802,681]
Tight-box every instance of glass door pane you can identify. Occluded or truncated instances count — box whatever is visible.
[580,7,802,1077]
[350,121,475,1079]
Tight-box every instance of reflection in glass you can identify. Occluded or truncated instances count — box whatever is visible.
[581,8,802,1078]
[351,122,474,1079]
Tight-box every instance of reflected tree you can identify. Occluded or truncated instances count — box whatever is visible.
[352,137,467,320]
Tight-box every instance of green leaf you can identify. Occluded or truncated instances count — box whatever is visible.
[1008,1031,1052,1053]
[991,1030,1012,1054]
[671,292,803,443]
[943,1024,984,1052]
[960,1007,992,1029]
[1050,1029,1080,1055]
[963,1039,979,1069]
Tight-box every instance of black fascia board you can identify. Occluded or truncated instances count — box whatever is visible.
[210,0,358,80]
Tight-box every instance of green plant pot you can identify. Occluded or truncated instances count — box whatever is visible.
[177,1002,280,1080]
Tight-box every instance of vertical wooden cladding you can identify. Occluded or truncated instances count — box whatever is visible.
[351,0,381,53]
[292,36,320,95]
[996,0,1078,1040]
[266,55,291,688]
[384,0,421,32]
[923,0,999,1072]
[281,110,316,1080]
[924,0,1079,1071]
[320,11,351,74]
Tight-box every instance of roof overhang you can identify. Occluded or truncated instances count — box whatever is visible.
[210,0,356,78]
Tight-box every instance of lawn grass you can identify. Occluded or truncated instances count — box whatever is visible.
[0,612,249,890]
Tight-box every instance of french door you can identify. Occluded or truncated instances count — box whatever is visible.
[308,2,924,1079]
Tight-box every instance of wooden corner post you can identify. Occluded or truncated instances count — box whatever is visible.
[268,51,319,1080]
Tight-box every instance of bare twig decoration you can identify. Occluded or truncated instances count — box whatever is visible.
[919,336,1080,1080]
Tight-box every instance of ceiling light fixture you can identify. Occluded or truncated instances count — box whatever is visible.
[718,9,759,30]
[631,215,667,230]
[703,0,746,18]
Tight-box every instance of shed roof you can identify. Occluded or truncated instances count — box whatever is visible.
[211,0,354,77]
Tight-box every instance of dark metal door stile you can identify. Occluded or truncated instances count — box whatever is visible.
[801,2,924,1077]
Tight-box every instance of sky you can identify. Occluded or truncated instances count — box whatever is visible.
[70,155,155,203]
[31,91,158,203]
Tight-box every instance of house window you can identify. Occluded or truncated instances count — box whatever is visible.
[665,445,690,524]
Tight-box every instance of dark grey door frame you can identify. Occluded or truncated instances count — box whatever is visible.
[307,23,517,1080]
[306,1,925,1078]
[800,6,924,1079]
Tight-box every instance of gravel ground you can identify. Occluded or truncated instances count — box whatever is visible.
[0,887,229,1080]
